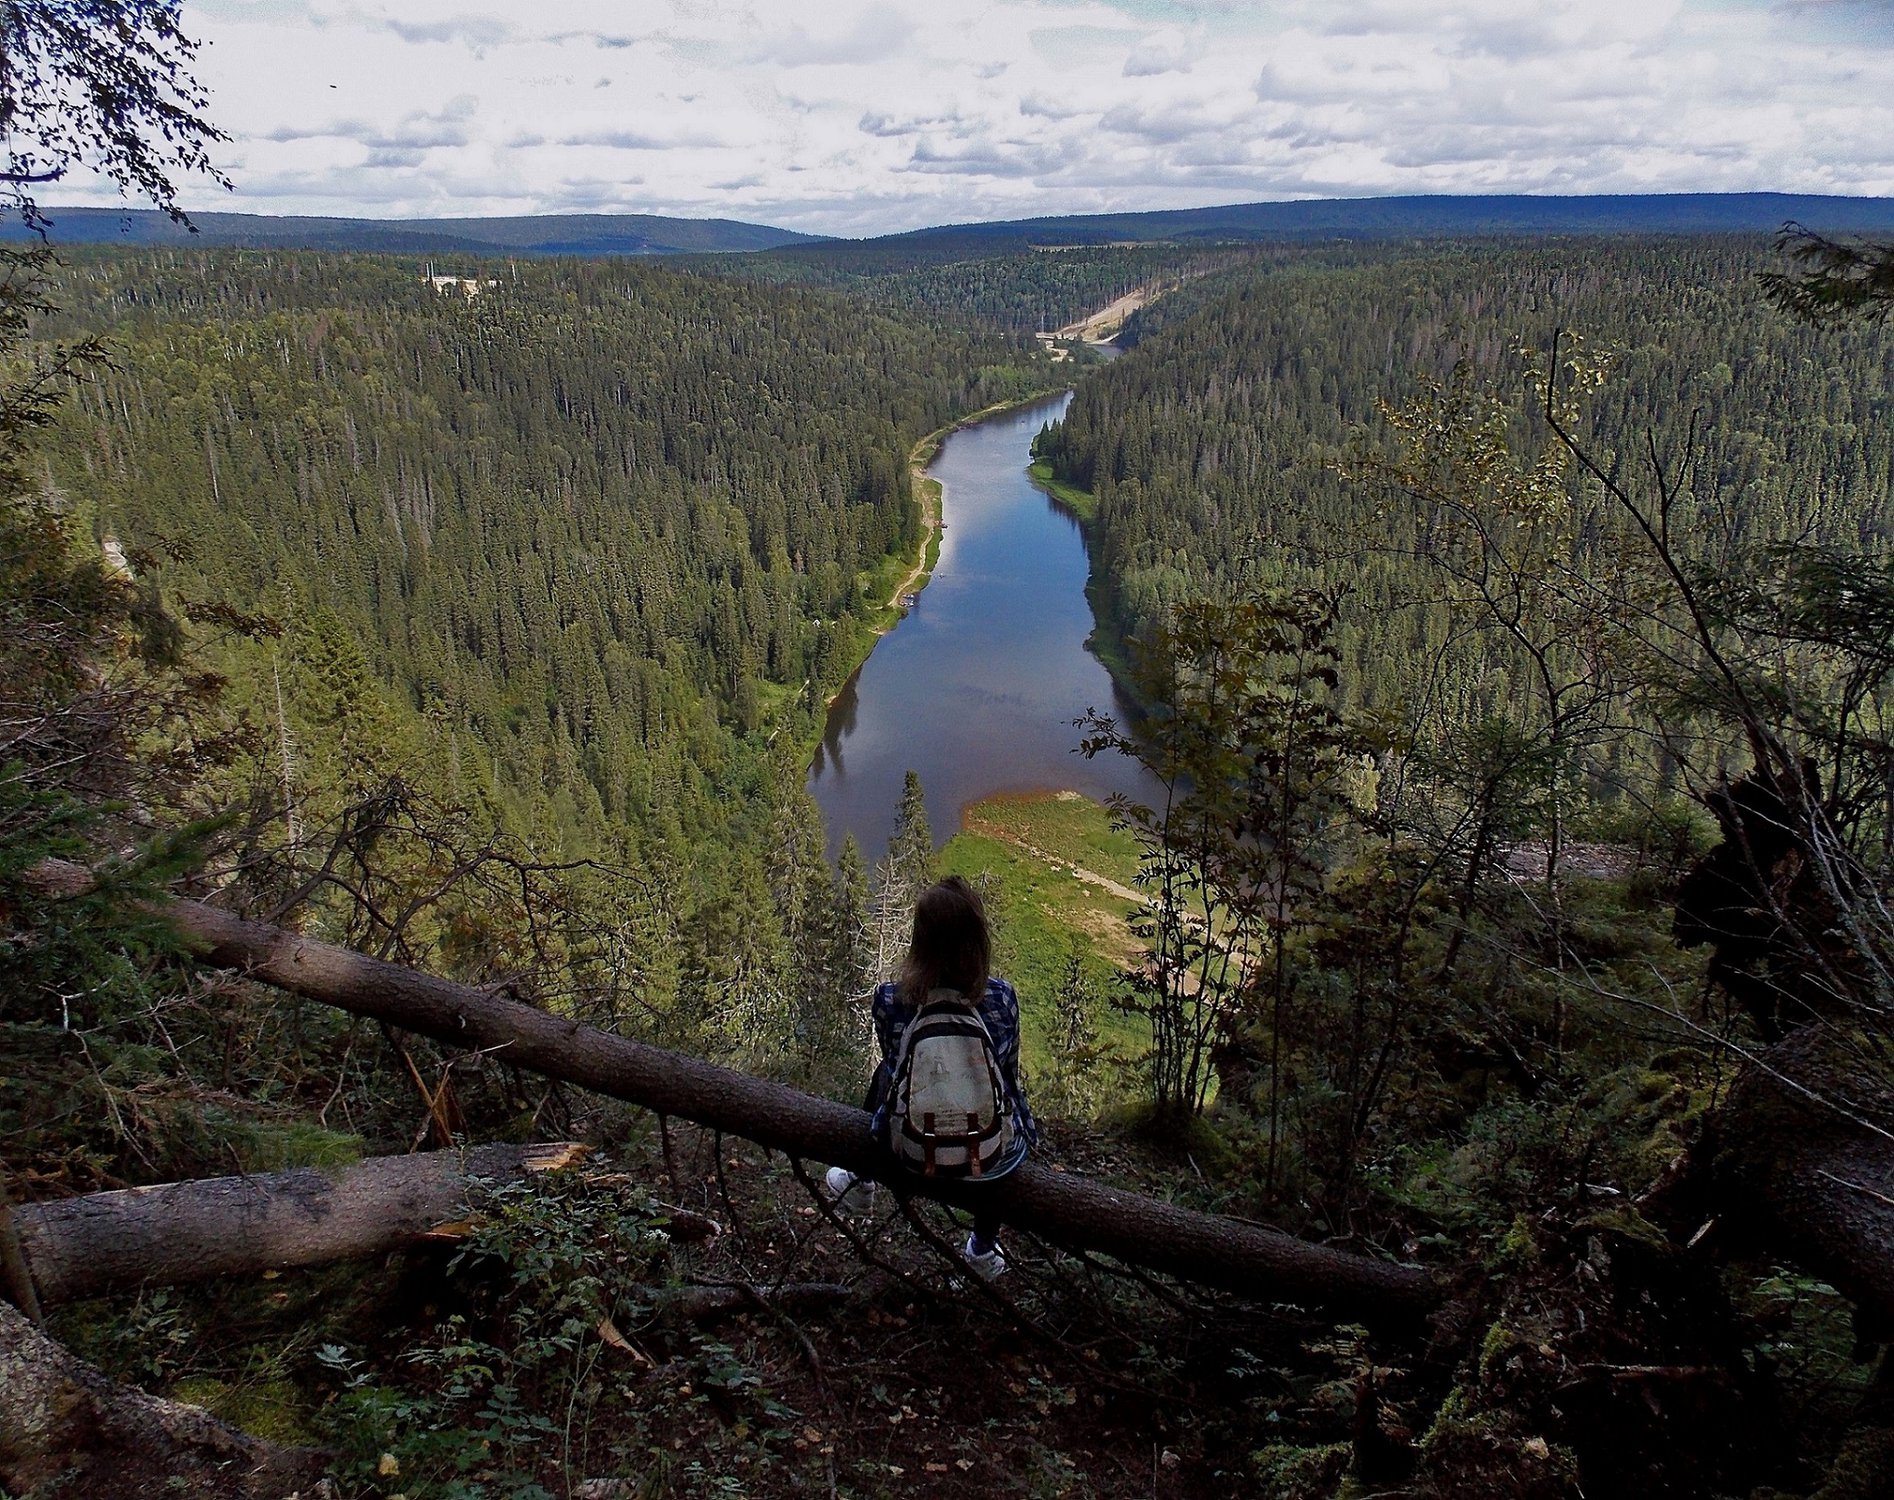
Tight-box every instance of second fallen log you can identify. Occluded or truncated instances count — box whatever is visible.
[13,1142,585,1305]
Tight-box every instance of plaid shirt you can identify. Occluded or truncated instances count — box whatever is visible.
[869,977,1039,1156]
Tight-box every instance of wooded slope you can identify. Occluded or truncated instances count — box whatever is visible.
[1040,236,1894,703]
[38,252,1045,854]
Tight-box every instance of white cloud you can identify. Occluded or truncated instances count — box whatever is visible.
[1123,30,1193,75]
[1773,0,1894,45]
[118,0,1894,234]
[381,14,512,49]
[758,5,917,66]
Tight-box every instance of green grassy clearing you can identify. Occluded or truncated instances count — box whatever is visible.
[1028,459,1097,521]
[918,476,944,573]
[962,788,1141,881]
[940,791,1149,1079]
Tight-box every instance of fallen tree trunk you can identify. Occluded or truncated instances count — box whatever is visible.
[164,896,1441,1327]
[1,1300,327,1498]
[655,1281,854,1322]
[13,1142,584,1305]
[1710,1027,1894,1331]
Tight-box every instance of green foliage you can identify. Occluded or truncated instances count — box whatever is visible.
[92,1286,201,1387]
[1762,225,1894,326]
[1737,1267,1875,1471]
[1042,951,1112,1118]
[1250,1441,1349,1499]
[887,770,935,891]
[1389,1094,1595,1238]
[215,1116,363,1172]
[317,1170,672,1498]
[1416,1385,1578,1500]
[1080,587,1384,1126]
[1682,541,1894,862]
[168,1374,313,1447]
[1040,236,1894,725]
[0,247,221,1030]
[1350,348,1627,931]
[788,830,874,1094]
[1376,1043,1710,1247]
[35,249,1042,864]
[0,807,202,1031]
[0,245,270,1190]
[866,768,936,978]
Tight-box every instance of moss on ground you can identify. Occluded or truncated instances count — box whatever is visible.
[170,1375,316,1446]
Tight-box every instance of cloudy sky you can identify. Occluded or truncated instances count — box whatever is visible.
[139,0,1894,235]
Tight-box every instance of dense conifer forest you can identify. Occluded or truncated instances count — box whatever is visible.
[695,240,1252,333]
[1039,235,1894,672]
[34,249,1048,859]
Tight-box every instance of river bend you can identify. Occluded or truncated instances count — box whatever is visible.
[809,391,1155,860]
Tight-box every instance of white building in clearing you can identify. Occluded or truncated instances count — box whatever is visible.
[425,275,498,298]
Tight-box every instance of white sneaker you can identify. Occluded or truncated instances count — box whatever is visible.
[825,1166,875,1215]
[962,1233,1007,1281]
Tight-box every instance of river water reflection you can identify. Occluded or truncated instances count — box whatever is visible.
[809,390,1158,860]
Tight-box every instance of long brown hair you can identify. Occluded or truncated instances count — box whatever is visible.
[898,876,991,1004]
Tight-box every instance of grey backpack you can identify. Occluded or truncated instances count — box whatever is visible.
[887,989,1016,1178]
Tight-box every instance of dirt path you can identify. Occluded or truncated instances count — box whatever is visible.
[882,479,940,616]
[1016,838,1144,904]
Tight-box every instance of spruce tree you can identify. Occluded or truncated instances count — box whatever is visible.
[888,769,935,891]
[791,835,875,1091]
[832,834,874,1008]
[874,770,936,973]
[1048,951,1105,1118]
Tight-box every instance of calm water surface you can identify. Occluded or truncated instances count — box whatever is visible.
[810,391,1157,860]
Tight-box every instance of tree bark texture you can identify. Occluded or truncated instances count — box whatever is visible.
[0,1300,327,1499]
[1712,1027,1894,1330]
[0,1187,45,1324]
[11,1142,584,1306]
[166,897,1441,1326]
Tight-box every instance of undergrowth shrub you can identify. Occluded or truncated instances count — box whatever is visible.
[316,1169,673,1498]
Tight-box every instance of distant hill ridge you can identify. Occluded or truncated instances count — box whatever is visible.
[11,192,1894,259]
[888,192,1894,247]
[1,207,825,257]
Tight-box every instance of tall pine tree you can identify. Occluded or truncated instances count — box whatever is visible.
[873,769,936,973]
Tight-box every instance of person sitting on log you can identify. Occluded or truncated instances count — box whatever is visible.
[827,875,1038,1278]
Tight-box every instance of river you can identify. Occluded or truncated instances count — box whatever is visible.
[809,390,1158,861]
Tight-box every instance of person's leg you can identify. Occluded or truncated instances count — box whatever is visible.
[828,1071,890,1207]
[962,1195,1007,1279]
[969,1202,1003,1256]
